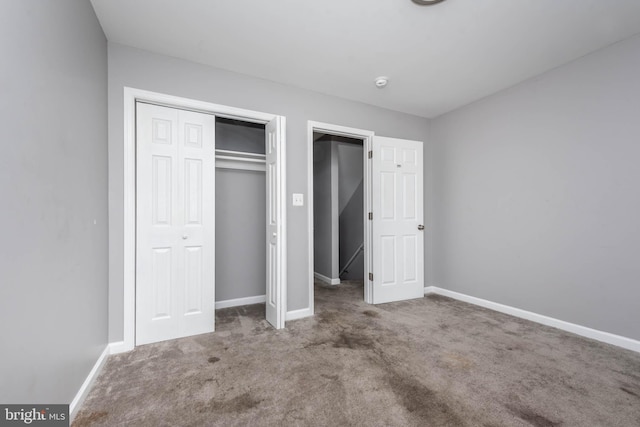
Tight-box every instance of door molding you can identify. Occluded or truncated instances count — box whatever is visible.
[306,121,375,313]
[121,87,287,352]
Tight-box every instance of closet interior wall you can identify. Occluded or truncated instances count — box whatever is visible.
[215,118,266,303]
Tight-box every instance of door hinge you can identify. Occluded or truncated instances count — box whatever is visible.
[369,272,373,281]
[368,150,373,159]
[368,212,373,220]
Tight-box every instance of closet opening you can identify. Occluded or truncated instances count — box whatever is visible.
[312,132,365,288]
[215,118,267,310]
[123,88,286,352]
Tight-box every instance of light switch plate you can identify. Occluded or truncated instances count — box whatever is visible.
[292,193,304,206]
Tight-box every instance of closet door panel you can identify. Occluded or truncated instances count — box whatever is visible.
[136,103,215,345]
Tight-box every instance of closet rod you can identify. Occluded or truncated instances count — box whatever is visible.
[215,148,265,158]
[215,155,265,164]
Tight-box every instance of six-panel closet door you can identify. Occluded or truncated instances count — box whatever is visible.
[135,102,215,346]
[265,117,283,329]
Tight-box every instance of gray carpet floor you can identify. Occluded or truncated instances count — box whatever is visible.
[73,281,640,426]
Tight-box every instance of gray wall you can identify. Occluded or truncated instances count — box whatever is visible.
[215,120,267,301]
[215,169,266,301]
[337,139,364,280]
[216,118,266,154]
[0,0,108,403]
[313,136,334,279]
[431,34,640,340]
[339,179,364,280]
[337,140,364,214]
[108,43,432,341]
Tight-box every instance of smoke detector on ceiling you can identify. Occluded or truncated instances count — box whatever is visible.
[374,76,389,88]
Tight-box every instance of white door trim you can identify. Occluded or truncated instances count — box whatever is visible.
[307,121,375,313]
[120,87,287,352]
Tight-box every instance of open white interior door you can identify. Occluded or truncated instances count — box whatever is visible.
[265,117,286,329]
[371,136,424,304]
[136,103,215,345]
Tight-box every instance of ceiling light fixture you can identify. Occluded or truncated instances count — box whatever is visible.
[411,0,447,5]
[374,76,389,88]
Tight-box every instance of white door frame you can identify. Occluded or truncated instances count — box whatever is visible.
[307,121,375,312]
[119,87,287,352]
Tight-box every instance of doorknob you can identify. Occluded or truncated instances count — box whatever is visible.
[418,225,425,231]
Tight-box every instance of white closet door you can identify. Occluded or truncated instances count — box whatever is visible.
[265,117,285,329]
[371,136,424,304]
[136,103,215,345]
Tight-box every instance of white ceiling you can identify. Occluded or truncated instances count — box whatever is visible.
[90,0,640,118]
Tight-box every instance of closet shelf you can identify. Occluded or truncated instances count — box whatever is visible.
[215,149,266,172]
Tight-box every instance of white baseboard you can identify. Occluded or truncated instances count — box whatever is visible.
[215,295,266,309]
[286,307,313,321]
[84,295,278,417]
[110,296,267,355]
[69,345,110,421]
[424,286,640,354]
[314,272,340,285]
[108,340,132,355]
